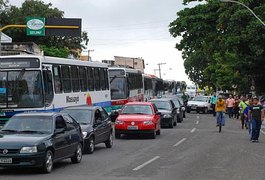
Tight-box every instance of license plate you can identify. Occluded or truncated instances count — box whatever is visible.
[0,158,12,164]
[127,126,138,130]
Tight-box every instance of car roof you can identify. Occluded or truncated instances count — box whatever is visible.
[125,102,153,106]
[62,106,100,111]
[149,98,171,102]
[14,112,61,117]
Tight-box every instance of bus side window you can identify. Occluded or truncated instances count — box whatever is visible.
[100,68,105,90]
[71,66,80,92]
[53,65,62,94]
[87,67,94,91]
[79,66,88,92]
[43,70,54,106]
[105,69,109,90]
[61,66,72,93]
[94,68,100,91]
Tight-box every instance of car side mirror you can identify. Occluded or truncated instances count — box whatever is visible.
[155,112,161,116]
[55,128,65,134]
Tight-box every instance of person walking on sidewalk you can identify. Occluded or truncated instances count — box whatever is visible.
[248,96,264,143]
[226,95,235,118]
[210,92,217,117]
[244,98,253,138]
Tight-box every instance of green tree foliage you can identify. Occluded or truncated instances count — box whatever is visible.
[169,0,265,94]
[0,0,89,58]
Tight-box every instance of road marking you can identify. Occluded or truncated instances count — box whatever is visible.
[190,128,196,133]
[173,138,187,147]
[197,116,200,119]
[132,156,160,171]
[196,120,199,124]
[261,129,265,135]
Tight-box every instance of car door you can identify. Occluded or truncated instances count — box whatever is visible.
[99,107,112,142]
[93,109,105,144]
[63,114,79,155]
[53,115,69,160]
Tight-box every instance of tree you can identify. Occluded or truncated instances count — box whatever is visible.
[0,0,89,58]
[169,0,265,94]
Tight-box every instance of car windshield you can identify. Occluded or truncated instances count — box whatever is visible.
[61,109,92,124]
[172,100,180,107]
[2,115,53,134]
[192,96,208,102]
[151,101,171,110]
[110,77,127,100]
[0,70,44,108]
[122,105,153,115]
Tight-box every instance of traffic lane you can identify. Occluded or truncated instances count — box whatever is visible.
[0,114,197,179]
[135,114,265,180]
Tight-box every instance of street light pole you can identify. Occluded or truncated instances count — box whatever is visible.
[220,0,265,27]
[157,62,166,79]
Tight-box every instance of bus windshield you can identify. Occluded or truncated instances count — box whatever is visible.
[110,77,127,100]
[0,70,43,108]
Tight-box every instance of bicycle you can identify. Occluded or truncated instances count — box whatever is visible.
[217,111,224,133]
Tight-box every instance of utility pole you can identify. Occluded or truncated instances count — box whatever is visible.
[157,62,166,78]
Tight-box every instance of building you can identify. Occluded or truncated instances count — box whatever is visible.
[114,56,145,72]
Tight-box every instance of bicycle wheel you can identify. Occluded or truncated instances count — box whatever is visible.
[219,121,222,133]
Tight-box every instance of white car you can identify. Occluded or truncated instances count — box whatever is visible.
[186,96,213,114]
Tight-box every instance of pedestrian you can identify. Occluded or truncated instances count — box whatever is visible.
[243,98,253,138]
[215,95,226,126]
[210,92,217,117]
[239,96,249,129]
[226,94,235,118]
[233,95,240,119]
[248,96,264,143]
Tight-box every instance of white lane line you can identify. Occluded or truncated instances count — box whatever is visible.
[196,120,199,124]
[261,129,265,135]
[197,116,200,119]
[132,156,160,171]
[173,138,187,147]
[190,128,196,133]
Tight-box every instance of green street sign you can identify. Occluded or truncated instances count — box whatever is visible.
[26,17,45,36]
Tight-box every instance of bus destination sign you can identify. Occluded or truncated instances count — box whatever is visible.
[0,58,40,69]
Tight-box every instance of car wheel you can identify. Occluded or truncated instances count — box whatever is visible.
[41,150,53,173]
[71,143,83,163]
[86,137,95,154]
[105,132,113,148]
[156,129,161,135]
[150,130,156,139]
[115,132,121,139]
[196,110,200,113]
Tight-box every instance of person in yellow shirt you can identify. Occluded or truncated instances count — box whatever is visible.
[215,95,226,126]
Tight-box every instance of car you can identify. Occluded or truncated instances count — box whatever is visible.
[0,112,83,173]
[115,102,161,139]
[61,106,113,154]
[166,96,184,122]
[149,98,178,128]
[186,96,213,114]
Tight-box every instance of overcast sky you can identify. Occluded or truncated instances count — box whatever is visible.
[9,0,199,83]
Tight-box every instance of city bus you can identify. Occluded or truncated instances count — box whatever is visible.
[109,67,144,120]
[0,55,111,125]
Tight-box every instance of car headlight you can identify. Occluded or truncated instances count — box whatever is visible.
[20,146,37,153]
[82,131,88,138]
[163,114,172,118]
[143,120,153,125]
[115,120,124,125]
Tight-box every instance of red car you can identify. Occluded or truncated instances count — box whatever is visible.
[115,102,161,139]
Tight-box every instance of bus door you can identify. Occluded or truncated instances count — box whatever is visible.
[42,64,54,108]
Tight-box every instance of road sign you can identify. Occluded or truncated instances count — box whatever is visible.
[26,17,45,36]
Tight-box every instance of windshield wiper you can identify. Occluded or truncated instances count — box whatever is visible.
[19,130,45,134]
[1,129,18,132]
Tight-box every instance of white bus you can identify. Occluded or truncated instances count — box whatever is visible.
[109,67,144,118]
[0,55,111,125]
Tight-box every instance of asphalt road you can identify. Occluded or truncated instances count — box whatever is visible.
[1,112,265,180]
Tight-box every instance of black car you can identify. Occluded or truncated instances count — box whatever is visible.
[61,106,113,154]
[167,97,184,123]
[149,98,178,128]
[0,112,83,173]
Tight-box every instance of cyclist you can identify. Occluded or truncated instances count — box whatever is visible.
[215,95,226,127]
